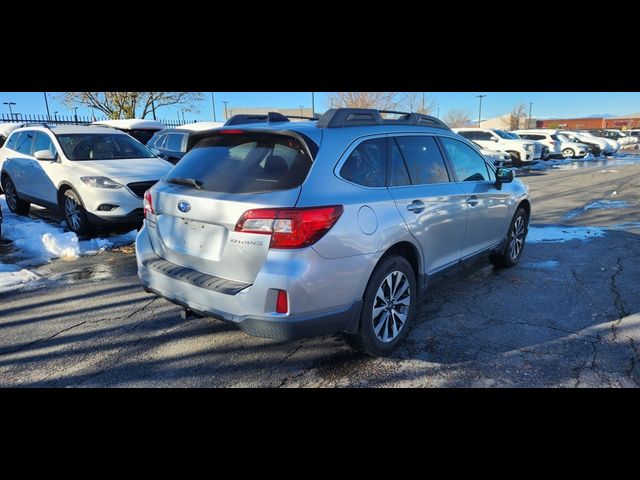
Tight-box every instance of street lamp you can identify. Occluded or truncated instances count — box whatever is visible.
[180,109,186,124]
[3,101,16,119]
[311,92,315,117]
[73,107,79,124]
[475,94,487,128]
[528,102,533,128]
[299,105,304,117]
[211,92,217,122]
[53,111,58,122]
[422,92,425,113]
[43,93,51,121]
[223,101,229,120]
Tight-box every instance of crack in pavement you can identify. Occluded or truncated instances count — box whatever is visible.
[0,321,87,357]
[609,257,628,341]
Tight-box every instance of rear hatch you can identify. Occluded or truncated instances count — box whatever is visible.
[146,129,316,284]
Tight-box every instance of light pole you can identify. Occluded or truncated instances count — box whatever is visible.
[4,101,16,119]
[422,92,425,113]
[43,93,51,121]
[223,101,229,120]
[311,92,315,117]
[211,92,217,122]
[180,109,186,124]
[528,102,533,128]
[299,105,304,117]
[73,107,79,124]
[53,111,58,122]
[476,94,487,128]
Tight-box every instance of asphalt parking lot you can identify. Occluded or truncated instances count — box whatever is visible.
[1,155,639,387]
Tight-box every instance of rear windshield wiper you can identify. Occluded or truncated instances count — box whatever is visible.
[166,177,203,190]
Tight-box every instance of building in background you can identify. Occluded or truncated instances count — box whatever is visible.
[537,114,640,130]
[227,107,314,121]
[479,114,537,130]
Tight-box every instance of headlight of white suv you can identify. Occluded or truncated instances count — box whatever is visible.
[80,176,123,189]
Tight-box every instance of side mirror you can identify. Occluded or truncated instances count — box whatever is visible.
[492,137,500,142]
[495,167,514,189]
[34,149,56,161]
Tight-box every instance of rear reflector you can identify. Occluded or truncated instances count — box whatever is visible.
[276,290,288,314]
[143,190,154,218]
[235,205,343,249]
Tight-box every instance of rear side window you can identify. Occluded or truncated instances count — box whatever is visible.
[340,138,386,187]
[167,132,314,194]
[440,137,490,182]
[394,136,449,185]
[5,132,19,150]
[165,133,185,152]
[15,131,36,155]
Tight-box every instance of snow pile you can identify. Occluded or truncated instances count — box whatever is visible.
[1,195,138,264]
[527,226,605,243]
[0,262,40,293]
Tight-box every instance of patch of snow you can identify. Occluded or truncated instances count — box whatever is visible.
[584,200,630,211]
[522,260,560,269]
[599,170,620,173]
[92,119,165,130]
[0,195,138,265]
[527,226,605,243]
[0,262,40,293]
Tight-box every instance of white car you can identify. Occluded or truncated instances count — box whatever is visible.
[604,129,638,148]
[469,141,512,166]
[559,130,613,156]
[514,129,589,159]
[0,124,173,234]
[92,119,166,145]
[453,128,541,166]
[578,131,619,154]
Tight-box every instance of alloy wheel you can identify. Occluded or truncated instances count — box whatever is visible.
[372,271,411,343]
[65,196,81,231]
[4,180,17,211]
[509,216,526,260]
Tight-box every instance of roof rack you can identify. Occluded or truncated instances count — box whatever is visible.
[316,108,450,130]
[224,111,320,126]
[20,122,55,129]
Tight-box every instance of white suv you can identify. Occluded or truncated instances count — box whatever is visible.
[453,128,541,166]
[0,124,173,234]
[514,129,589,159]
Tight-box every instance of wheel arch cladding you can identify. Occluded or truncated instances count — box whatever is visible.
[378,241,421,287]
[518,199,531,224]
[57,183,83,209]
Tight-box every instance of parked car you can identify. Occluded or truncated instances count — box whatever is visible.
[453,127,541,166]
[578,131,619,154]
[147,122,225,164]
[627,129,640,146]
[514,129,589,159]
[136,108,531,356]
[560,130,611,156]
[471,141,512,166]
[0,125,173,234]
[588,129,638,148]
[92,119,166,145]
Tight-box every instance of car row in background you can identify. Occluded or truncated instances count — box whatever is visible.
[147,122,224,164]
[453,128,543,167]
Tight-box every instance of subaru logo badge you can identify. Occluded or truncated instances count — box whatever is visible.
[177,201,191,213]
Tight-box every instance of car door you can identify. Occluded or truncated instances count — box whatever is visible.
[386,135,467,274]
[439,136,511,258]
[5,130,38,197]
[29,132,60,205]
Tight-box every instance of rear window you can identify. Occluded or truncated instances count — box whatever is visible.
[166,132,313,194]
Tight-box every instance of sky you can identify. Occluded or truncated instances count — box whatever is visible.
[1,92,639,123]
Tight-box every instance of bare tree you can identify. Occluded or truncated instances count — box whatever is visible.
[399,92,437,115]
[326,92,401,110]
[56,92,204,120]
[503,103,528,130]
[443,108,472,128]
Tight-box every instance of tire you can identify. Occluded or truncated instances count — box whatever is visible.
[345,255,417,357]
[562,148,575,159]
[1,176,30,215]
[490,207,528,268]
[506,151,522,167]
[62,189,92,235]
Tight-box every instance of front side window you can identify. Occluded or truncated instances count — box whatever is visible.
[440,137,490,182]
[394,136,449,185]
[457,130,477,140]
[5,132,19,150]
[56,133,156,160]
[33,132,57,157]
[340,137,386,187]
[476,131,496,141]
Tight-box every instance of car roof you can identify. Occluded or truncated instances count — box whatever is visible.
[176,122,225,132]
[11,124,125,135]
[91,119,166,130]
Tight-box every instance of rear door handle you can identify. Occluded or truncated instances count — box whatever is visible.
[467,195,479,206]
[407,200,425,213]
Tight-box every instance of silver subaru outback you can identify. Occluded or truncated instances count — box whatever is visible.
[136,109,530,356]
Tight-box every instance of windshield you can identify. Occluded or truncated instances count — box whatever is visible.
[165,132,313,194]
[56,133,156,161]
[493,130,514,139]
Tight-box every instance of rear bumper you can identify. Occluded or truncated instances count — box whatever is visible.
[135,223,371,340]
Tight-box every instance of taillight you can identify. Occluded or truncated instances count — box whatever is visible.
[219,129,245,134]
[143,190,154,218]
[276,290,288,314]
[235,205,344,249]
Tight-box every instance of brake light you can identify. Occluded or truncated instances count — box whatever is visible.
[276,290,288,314]
[235,205,344,249]
[219,129,245,134]
[143,190,154,218]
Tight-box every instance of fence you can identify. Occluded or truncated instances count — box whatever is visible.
[0,113,190,128]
